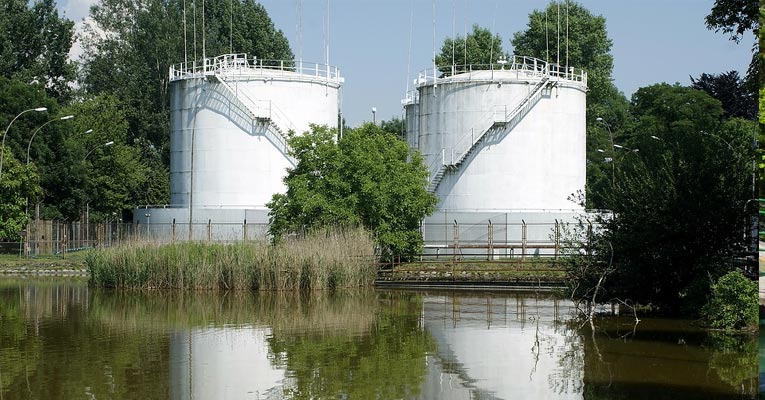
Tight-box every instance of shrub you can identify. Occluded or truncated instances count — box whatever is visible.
[702,271,757,330]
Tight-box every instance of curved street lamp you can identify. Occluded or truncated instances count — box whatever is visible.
[0,107,47,186]
[83,140,115,161]
[26,115,75,165]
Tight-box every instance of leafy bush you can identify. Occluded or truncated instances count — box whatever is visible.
[702,271,757,330]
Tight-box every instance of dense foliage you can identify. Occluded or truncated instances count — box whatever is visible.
[434,25,507,76]
[691,71,755,120]
[268,124,437,259]
[565,84,754,314]
[702,271,758,330]
[0,0,75,101]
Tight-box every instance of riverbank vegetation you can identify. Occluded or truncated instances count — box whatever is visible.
[86,228,376,290]
[268,124,437,260]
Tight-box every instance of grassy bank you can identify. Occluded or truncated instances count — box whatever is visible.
[86,228,376,290]
[378,259,566,282]
[0,254,87,274]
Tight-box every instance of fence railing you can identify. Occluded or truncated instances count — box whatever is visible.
[4,220,272,257]
[416,56,587,87]
[5,218,600,263]
[169,53,342,82]
[421,219,599,262]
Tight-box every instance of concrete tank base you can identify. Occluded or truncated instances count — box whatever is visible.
[132,207,271,242]
[421,209,597,258]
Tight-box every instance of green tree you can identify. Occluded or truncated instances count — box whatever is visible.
[268,124,437,259]
[566,84,753,314]
[378,117,405,141]
[0,0,75,100]
[82,0,294,163]
[61,95,152,221]
[705,0,758,100]
[434,24,507,76]
[691,70,755,120]
[0,152,41,241]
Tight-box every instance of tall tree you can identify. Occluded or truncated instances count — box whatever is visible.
[511,1,628,209]
[566,84,754,314]
[435,25,507,76]
[81,0,293,174]
[705,0,758,100]
[0,0,75,101]
[691,71,755,120]
[269,124,437,259]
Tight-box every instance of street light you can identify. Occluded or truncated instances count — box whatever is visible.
[82,140,115,245]
[83,140,115,161]
[596,117,616,184]
[26,115,75,165]
[0,107,47,186]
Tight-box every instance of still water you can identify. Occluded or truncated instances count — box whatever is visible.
[0,278,756,399]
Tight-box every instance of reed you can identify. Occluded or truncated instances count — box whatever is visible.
[86,227,377,290]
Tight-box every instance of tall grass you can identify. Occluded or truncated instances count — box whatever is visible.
[86,228,376,290]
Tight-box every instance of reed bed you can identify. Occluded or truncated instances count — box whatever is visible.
[86,228,377,290]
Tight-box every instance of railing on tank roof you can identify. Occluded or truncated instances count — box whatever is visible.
[169,53,342,82]
[414,56,586,87]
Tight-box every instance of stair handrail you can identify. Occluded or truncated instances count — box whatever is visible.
[450,75,550,166]
[213,75,294,164]
[214,74,298,140]
[427,148,445,181]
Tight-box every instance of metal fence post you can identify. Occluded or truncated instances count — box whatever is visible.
[243,219,247,241]
[521,219,527,262]
[207,219,212,242]
[487,220,494,261]
[172,218,176,243]
[554,219,560,259]
[453,220,459,264]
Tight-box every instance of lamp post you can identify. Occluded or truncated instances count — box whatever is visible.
[82,140,115,245]
[27,115,75,165]
[83,140,114,161]
[0,107,47,186]
[596,117,616,185]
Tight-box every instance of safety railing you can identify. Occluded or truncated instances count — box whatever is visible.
[169,53,342,82]
[415,55,586,87]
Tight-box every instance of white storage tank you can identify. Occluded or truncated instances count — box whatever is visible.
[408,57,587,211]
[168,54,343,210]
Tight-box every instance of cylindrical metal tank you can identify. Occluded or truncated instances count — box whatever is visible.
[409,57,587,211]
[169,54,343,209]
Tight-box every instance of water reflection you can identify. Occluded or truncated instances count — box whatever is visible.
[0,279,757,399]
[419,293,581,399]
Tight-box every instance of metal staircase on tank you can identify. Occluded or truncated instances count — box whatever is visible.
[212,74,296,166]
[427,76,552,193]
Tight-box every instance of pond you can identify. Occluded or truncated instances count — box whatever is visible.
[0,278,756,399]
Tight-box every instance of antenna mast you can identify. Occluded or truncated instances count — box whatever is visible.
[296,0,303,66]
[202,0,206,64]
[229,0,233,54]
[183,0,187,64]
[556,0,560,66]
[193,0,197,61]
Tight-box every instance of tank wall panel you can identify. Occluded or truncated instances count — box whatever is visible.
[170,74,340,209]
[414,72,586,211]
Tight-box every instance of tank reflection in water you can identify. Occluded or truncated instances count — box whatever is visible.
[0,278,757,399]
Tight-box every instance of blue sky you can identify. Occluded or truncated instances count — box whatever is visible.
[59,0,754,127]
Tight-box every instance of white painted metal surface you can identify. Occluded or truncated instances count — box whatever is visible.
[169,54,342,210]
[408,57,587,211]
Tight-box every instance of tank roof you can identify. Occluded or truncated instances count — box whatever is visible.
[413,56,586,89]
[169,53,343,85]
